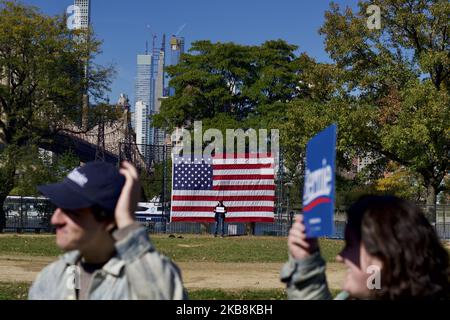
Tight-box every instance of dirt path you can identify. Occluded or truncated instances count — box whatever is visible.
[179,262,346,291]
[179,262,286,290]
[0,255,54,282]
[0,255,346,291]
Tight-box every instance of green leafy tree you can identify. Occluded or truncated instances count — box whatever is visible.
[0,1,114,231]
[154,41,307,221]
[153,40,305,225]
[140,160,172,202]
[374,162,427,201]
[11,149,80,196]
[437,175,449,204]
[153,40,302,133]
[285,0,449,217]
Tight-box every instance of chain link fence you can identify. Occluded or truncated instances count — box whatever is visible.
[3,197,449,239]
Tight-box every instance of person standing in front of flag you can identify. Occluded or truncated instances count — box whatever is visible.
[214,200,227,237]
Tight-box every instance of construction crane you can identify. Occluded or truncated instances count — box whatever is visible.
[175,23,187,37]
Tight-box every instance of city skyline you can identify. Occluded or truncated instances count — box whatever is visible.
[21,0,359,104]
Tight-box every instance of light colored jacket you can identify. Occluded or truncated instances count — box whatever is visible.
[280,252,348,300]
[28,225,187,300]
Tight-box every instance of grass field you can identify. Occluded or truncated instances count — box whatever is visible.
[0,235,61,257]
[0,234,345,300]
[0,282,342,300]
[0,282,29,300]
[1,234,448,300]
[0,234,344,263]
[0,282,289,300]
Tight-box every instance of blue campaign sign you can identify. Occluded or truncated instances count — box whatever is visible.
[303,124,337,238]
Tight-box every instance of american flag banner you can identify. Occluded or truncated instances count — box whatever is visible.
[170,154,275,223]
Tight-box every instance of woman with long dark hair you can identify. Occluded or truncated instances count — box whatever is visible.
[281,195,450,299]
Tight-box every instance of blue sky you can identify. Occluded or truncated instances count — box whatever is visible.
[21,0,359,103]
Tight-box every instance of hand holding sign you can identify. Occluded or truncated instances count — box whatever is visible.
[288,214,319,260]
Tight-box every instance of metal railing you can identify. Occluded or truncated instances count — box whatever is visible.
[138,218,450,240]
[3,197,449,239]
[3,197,55,233]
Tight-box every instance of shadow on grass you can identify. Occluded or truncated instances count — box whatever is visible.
[0,282,30,300]
[0,282,341,301]
[0,234,345,263]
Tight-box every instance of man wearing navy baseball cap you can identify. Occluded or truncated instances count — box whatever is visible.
[28,161,187,300]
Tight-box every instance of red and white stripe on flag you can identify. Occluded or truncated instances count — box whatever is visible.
[171,153,275,223]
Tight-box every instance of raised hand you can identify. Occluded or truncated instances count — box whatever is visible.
[115,161,141,229]
[288,214,319,260]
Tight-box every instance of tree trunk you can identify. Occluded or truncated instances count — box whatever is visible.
[81,93,89,129]
[200,223,209,235]
[0,201,5,233]
[0,192,13,233]
[0,153,18,233]
[245,223,256,236]
[0,191,13,232]
[425,184,437,225]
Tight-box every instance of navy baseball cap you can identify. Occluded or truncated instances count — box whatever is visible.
[38,162,126,214]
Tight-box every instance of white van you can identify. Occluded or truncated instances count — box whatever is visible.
[5,196,50,217]
[135,202,165,222]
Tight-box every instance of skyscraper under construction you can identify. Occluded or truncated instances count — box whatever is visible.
[73,0,91,128]
[169,35,185,97]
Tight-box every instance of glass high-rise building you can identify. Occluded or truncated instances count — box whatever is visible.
[170,35,185,66]
[167,36,185,152]
[169,36,185,97]
[135,101,150,158]
[134,36,172,162]
[148,37,166,153]
[153,47,166,153]
[134,54,153,157]
[135,54,152,108]
[73,0,90,127]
